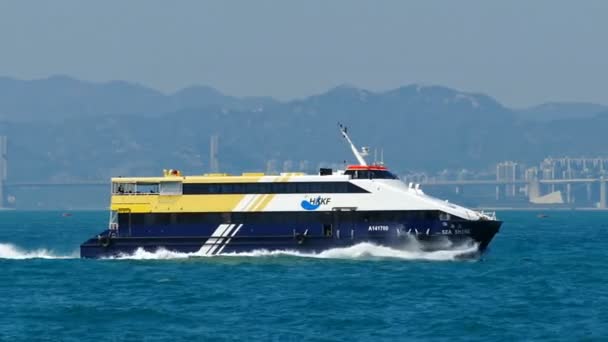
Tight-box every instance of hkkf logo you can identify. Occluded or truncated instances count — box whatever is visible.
[300,196,331,210]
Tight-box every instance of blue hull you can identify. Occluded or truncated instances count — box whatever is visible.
[80,219,501,258]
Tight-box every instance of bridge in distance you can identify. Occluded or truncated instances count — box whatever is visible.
[4,177,607,208]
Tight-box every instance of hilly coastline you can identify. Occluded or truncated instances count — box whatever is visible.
[0,76,606,182]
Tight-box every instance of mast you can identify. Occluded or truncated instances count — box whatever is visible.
[338,123,368,166]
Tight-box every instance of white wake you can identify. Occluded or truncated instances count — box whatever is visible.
[0,243,76,259]
[0,241,478,261]
[109,247,208,260]
[110,240,479,261]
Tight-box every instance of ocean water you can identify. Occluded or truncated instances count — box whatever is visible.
[0,211,607,341]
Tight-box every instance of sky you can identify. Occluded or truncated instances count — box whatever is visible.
[0,0,606,107]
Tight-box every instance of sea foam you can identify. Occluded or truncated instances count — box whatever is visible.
[0,240,478,261]
[0,243,76,259]
[110,240,478,261]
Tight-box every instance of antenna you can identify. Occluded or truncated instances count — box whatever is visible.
[338,123,368,166]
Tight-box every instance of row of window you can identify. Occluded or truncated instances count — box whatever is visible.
[344,170,398,179]
[113,181,181,195]
[118,210,446,226]
[181,182,369,195]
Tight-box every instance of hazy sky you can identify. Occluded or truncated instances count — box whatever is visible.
[0,1,606,107]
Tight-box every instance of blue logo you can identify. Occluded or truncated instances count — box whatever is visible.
[300,196,331,211]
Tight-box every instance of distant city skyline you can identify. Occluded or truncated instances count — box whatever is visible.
[1,1,607,107]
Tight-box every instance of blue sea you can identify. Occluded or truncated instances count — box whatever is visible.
[1,211,607,341]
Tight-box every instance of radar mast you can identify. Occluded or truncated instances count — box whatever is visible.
[338,123,368,166]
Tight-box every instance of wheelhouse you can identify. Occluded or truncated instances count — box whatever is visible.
[344,165,398,180]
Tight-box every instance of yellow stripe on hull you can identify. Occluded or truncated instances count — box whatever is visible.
[246,194,267,212]
[252,194,272,212]
[111,194,246,213]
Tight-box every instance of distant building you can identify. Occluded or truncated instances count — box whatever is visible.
[298,160,310,173]
[524,167,538,181]
[209,135,220,173]
[539,157,608,180]
[0,136,6,208]
[266,159,277,174]
[496,161,523,197]
[282,160,293,172]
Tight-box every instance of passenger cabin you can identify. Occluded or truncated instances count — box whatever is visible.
[109,165,397,199]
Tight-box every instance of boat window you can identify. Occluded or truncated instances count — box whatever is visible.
[296,183,311,193]
[108,210,119,230]
[270,183,285,194]
[308,182,324,193]
[323,224,333,237]
[284,183,297,193]
[112,182,160,195]
[136,182,159,194]
[232,183,245,194]
[220,184,234,194]
[358,170,371,179]
[439,212,451,221]
[334,182,348,193]
[160,181,183,195]
[319,168,333,176]
[374,170,398,179]
[243,183,264,194]
[112,182,135,194]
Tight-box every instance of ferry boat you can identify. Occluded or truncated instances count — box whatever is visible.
[80,125,501,258]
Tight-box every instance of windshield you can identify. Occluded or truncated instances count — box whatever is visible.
[344,170,398,180]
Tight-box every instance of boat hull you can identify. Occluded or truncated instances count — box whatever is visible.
[80,220,501,258]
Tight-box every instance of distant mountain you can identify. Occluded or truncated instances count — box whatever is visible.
[172,85,276,112]
[0,75,278,121]
[517,102,608,121]
[1,76,607,182]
